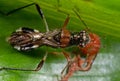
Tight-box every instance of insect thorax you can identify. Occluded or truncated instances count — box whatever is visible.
[53,30,90,47]
[70,30,90,47]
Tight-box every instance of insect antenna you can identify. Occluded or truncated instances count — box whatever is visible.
[73,7,91,32]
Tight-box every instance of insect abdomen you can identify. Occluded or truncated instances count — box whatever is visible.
[7,27,43,51]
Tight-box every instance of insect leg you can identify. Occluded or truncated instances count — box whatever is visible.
[0,3,36,16]
[78,54,97,71]
[55,0,71,48]
[60,55,80,81]
[60,15,71,47]
[0,3,49,32]
[0,52,48,71]
[62,15,70,29]
[34,52,48,71]
[35,4,49,32]
[60,51,72,77]
[49,51,72,77]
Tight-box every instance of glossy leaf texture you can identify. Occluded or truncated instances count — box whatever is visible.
[0,0,120,81]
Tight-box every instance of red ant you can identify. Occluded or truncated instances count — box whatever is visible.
[59,8,101,81]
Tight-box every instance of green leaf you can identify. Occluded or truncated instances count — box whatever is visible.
[0,0,120,81]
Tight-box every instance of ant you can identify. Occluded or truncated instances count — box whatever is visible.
[59,8,101,81]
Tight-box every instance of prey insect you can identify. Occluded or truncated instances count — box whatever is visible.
[0,3,91,73]
[59,8,101,81]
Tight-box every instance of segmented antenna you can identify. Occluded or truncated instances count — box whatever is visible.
[73,7,90,31]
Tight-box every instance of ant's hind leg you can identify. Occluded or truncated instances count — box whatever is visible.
[0,3,49,32]
[0,52,48,72]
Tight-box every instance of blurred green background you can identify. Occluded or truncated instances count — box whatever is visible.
[0,0,120,81]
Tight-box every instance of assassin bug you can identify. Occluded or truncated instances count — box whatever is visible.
[0,3,90,73]
[0,2,100,81]
[59,8,101,81]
